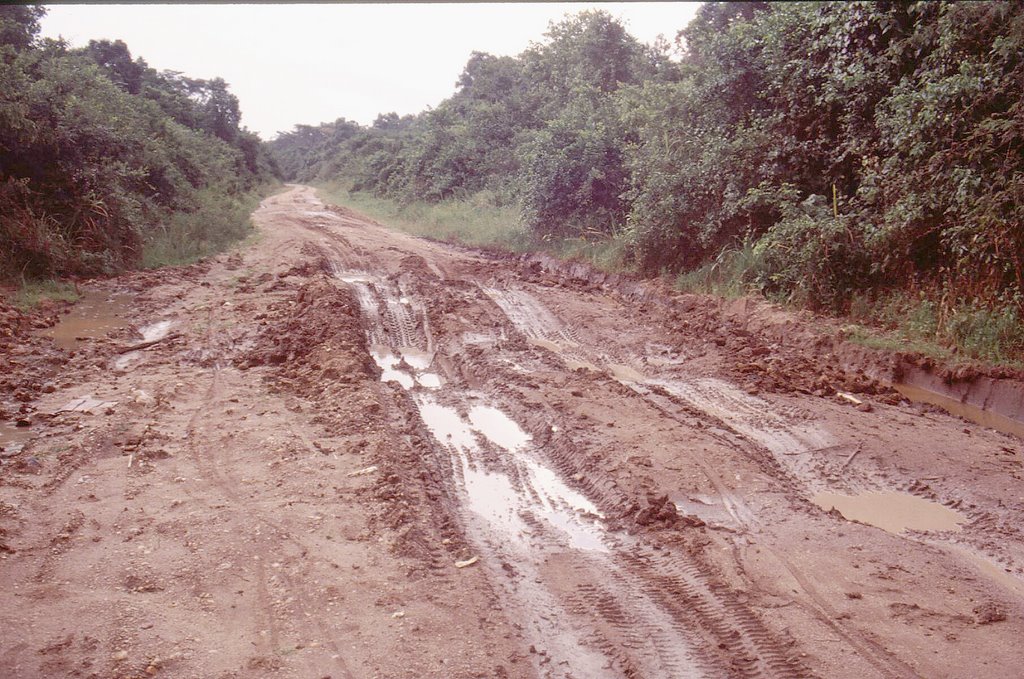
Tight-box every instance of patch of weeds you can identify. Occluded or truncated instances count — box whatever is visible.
[315,182,530,252]
[847,290,1024,367]
[142,185,277,269]
[11,279,80,309]
[545,234,634,274]
[674,237,761,298]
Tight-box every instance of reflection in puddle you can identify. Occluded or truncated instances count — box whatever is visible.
[530,337,563,353]
[400,347,433,371]
[369,345,440,391]
[115,319,176,370]
[139,319,174,342]
[895,383,1024,439]
[369,346,415,389]
[416,396,606,553]
[672,494,737,528]
[468,405,532,451]
[813,491,965,534]
[336,272,374,284]
[35,290,132,350]
[417,373,441,389]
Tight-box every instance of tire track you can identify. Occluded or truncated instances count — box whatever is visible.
[182,300,358,679]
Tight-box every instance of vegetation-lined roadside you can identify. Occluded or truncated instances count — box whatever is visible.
[275,2,1024,366]
[0,6,278,287]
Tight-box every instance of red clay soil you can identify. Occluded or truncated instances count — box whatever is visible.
[1,185,1022,679]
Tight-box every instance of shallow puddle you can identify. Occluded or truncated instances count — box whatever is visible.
[607,363,646,383]
[35,290,132,350]
[399,347,433,371]
[369,345,440,390]
[529,337,564,353]
[369,346,415,389]
[114,319,176,369]
[895,383,1024,439]
[813,490,965,534]
[0,423,32,454]
[467,405,532,451]
[417,373,441,389]
[672,494,737,527]
[416,396,607,552]
[139,319,174,342]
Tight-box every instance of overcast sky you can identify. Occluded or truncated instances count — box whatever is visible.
[40,3,702,140]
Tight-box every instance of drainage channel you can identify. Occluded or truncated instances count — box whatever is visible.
[337,269,709,678]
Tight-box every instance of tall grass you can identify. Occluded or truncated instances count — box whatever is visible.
[668,235,1024,366]
[316,182,530,252]
[9,279,80,310]
[847,290,1024,366]
[545,234,634,273]
[142,185,274,268]
[674,237,760,298]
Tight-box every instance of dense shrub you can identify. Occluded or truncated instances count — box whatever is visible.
[0,6,277,279]
[270,2,1024,338]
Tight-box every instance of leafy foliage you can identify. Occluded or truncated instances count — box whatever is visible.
[0,6,277,279]
[270,3,1024,358]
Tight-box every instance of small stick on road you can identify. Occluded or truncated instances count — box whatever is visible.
[116,332,181,354]
[839,443,863,471]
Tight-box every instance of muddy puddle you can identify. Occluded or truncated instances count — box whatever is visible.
[813,490,965,534]
[895,383,1024,439]
[0,423,32,455]
[114,319,176,370]
[416,396,606,552]
[35,289,132,350]
[369,345,440,390]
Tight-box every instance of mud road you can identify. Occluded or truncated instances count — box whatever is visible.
[2,185,1022,678]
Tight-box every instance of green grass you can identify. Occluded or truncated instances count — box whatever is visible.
[316,182,640,276]
[846,290,1024,367]
[10,279,80,309]
[316,182,530,252]
[544,234,634,274]
[142,184,279,268]
[673,238,760,299]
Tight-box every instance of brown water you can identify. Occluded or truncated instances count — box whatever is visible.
[0,423,32,454]
[813,490,965,534]
[895,383,1024,439]
[35,290,132,350]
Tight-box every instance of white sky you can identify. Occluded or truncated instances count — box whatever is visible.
[41,3,702,140]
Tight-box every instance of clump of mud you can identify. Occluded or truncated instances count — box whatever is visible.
[616,494,706,532]
[240,276,373,382]
[0,298,71,425]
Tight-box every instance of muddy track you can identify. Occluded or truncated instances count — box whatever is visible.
[2,185,1023,678]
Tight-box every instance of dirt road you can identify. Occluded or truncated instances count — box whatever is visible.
[2,185,1022,678]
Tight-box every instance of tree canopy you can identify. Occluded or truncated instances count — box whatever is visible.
[0,6,277,278]
[271,3,1024,320]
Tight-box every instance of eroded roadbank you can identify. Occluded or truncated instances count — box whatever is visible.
[2,185,1022,678]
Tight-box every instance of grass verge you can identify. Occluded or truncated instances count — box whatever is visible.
[315,182,637,275]
[673,239,760,299]
[141,183,279,268]
[674,239,1024,367]
[316,182,530,252]
[9,279,80,310]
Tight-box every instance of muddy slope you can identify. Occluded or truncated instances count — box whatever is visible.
[1,185,1022,678]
